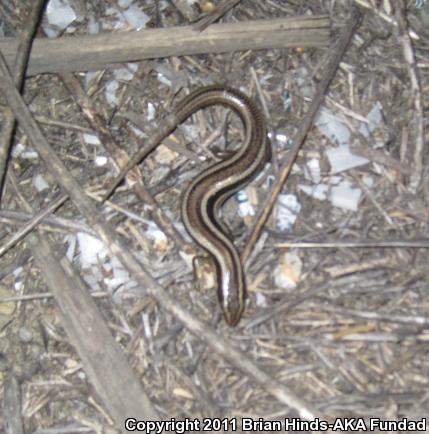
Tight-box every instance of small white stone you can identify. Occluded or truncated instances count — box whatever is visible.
[33,174,49,192]
[274,252,302,290]
[329,179,361,211]
[276,194,301,231]
[83,133,101,145]
[326,145,369,174]
[94,155,108,167]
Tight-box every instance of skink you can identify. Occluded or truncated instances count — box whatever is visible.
[104,85,270,326]
[179,85,270,326]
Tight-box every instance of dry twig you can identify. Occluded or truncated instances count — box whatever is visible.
[60,72,188,247]
[0,0,45,200]
[6,164,159,431]
[241,7,362,263]
[353,0,419,40]
[0,48,323,422]
[275,239,429,249]
[395,1,424,193]
[0,193,67,259]
[194,0,243,31]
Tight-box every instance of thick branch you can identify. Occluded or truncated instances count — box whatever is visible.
[0,15,330,76]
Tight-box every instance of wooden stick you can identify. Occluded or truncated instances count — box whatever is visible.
[395,1,424,194]
[275,240,429,248]
[30,233,159,430]
[193,0,243,31]
[353,0,419,40]
[60,72,189,247]
[3,375,24,434]
[241,8,362,264]
[0,193,67,259]
[0,15,331,76]
[6,168,159,430]
[0,49,323,423]
[0,0,45,200]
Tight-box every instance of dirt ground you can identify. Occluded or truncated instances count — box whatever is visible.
[0,0,429,433]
